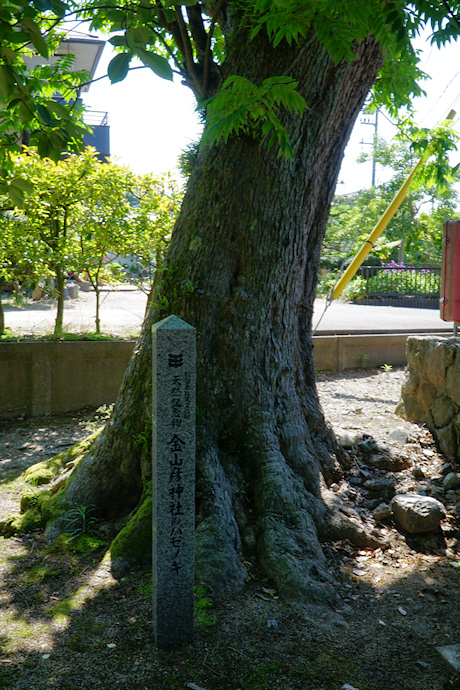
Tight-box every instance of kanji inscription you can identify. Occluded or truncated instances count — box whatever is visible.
[152,315,196,648]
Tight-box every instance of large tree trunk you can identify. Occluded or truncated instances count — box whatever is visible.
[48,29,385,604]
[54,263,65,336]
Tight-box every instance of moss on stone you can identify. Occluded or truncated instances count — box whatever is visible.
[0,430,104,538]
[109,490,153,572]
[20,490,40,512]
[8,508,43,534]
[23,429,102,488]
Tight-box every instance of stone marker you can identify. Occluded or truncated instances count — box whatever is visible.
[437,644,460,671]
[152,315,196,648]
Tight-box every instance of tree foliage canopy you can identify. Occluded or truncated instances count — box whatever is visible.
[322,133,460,279]
[2,1,460,175]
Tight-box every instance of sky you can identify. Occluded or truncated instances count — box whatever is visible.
[80,28,460,193]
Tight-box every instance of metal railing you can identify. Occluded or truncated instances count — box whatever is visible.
[355,265,441,308]
[83,110,109,127]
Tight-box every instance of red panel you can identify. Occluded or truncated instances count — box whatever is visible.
[440,219,460,321]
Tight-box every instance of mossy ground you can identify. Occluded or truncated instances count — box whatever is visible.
[0,379,459,689]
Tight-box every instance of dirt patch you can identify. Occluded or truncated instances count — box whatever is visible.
[0,368,459,690]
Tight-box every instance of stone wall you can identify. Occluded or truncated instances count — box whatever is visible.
[396,336,460,461]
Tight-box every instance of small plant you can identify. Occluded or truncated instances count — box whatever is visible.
[61,503,100,540]
[183,279,199,295]
[342,275,367,301]
[362,353,369,366]
[133,420,151,454]
[381,363,393,372]
[86,403,114,431]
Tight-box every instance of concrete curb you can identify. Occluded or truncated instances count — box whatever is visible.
[0,332,443,419]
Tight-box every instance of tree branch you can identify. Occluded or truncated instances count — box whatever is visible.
[186,3,208,59]
[202,0,226,95]
[174,5,203,95]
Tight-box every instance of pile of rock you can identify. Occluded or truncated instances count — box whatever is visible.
[334,426,460,538]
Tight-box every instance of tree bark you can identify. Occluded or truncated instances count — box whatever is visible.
[0,294,4,335]
[48,29,385,604]
[54,263,65,336]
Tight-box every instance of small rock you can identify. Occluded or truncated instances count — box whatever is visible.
[446,490,458,504]
[344,487,358,499]
[336,428,357,449]
[430,485,445,500]
[391,494,445,534]
[341,685,360,690]
[387,427,409,444]
[358,438,378,454]
[412,466,425,479]
[455,503,460,518]
[364,476,395,492]
[443,472,460,490]
[362,498,382,510]
[349,476,362,486]
[373,503,392,521]
[66,283,79,299]
[415,660,431,670]
[440,462,453,475]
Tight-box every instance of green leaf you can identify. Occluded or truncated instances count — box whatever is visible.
[50,0,67,17]
[32,0,54,9]
[135,49,173,81]
[1,46,18,60]
[22,17,49,58]
[37,103,54,125]
[8,185,25,207]
[0,65,15,100]
[109,35,126,47]
[7,30,31,44]
[10,177,34,194]
[107,53,132,84]
[131,26,153,45]
[46,100,70,119]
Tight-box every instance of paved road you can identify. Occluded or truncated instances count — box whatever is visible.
[1,288,455,336]
[2,287,148,337]
[313,298,453,335]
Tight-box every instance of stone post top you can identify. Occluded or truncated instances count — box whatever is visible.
[152,315,195,331]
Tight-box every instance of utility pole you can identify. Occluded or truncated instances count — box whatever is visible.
[360,108,379,187]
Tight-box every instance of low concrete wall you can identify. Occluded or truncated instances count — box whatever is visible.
[0,333,443,419]
[312,333,412,372]
[0,341,135,419]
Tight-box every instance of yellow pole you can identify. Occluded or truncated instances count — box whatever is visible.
[332,110,456,299]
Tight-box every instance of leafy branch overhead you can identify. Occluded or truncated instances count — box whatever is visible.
[3,1,460,171]
[202,76,307,159]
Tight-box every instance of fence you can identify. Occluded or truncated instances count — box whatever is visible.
[354,264,441,309]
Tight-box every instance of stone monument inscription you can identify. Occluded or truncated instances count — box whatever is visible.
[152,315,196,648]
